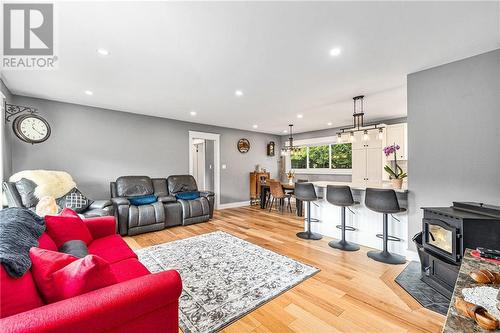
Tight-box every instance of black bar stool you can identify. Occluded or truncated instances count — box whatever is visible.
[365,188,406,265]
[295,182,322,240]
[326,185,360,251]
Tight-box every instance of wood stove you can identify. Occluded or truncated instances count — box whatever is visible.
[417,202,500,298]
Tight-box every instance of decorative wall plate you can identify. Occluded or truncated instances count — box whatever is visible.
[237,138,250,153]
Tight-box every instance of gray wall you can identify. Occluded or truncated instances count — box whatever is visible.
[407,49,500,249]
[1,80,13,180]
[8,95,281,204]
[280,117,407,182]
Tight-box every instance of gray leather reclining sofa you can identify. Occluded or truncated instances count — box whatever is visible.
[110,175,214,236]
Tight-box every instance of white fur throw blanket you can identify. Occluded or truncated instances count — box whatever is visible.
[10,170,76,199]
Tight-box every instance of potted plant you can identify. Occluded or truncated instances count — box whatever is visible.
[383,144,407,189]
[286,170,295,185]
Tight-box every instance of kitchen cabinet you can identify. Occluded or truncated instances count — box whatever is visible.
[352,130,383,150]
[386,123,407,160]
[352,147,383,186]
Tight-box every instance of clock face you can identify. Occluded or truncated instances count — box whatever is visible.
[13,114,51,143]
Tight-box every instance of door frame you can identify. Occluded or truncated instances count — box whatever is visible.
[188,131,220,209]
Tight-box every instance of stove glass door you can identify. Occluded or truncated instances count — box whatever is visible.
[427,224,453,254]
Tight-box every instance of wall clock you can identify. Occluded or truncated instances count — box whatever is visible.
[12,113,51,144]
[237,138,250,153]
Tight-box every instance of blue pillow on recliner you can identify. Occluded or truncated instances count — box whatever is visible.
[128,194,157,205]
[175,191,200,200]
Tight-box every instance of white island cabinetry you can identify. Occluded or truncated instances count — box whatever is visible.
[305,181,411,258]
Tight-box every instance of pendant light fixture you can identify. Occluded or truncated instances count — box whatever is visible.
[281,124,298,154]
[337,95,385,141]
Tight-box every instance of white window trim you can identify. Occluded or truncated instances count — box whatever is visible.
[287,135,352,175]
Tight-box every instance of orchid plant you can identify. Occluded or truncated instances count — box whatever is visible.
[383,144,407,180]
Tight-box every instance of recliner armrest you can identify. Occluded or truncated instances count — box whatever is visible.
[111,197,130,206]
[88,199,113,210]
[158,195,177,203]
[199,191,215,197]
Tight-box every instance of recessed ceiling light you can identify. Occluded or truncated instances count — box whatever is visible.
[234,90,244,97]
[97,48,109,56]
[252,124,258,129]
[283,130,288,133]
[329,47,341,57]
[190,111,197,116]
[327,122,332,126]
[297,114,303,119]
[84,90,93,96]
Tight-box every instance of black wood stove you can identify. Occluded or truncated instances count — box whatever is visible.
[416,202,500,298]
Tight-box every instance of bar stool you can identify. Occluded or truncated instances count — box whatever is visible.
[365,188,406,265]
[326,185,360,251]
[295,182,322,240]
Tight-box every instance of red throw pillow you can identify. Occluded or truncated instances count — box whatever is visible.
[29,247,117,303]
[45,208,93,247]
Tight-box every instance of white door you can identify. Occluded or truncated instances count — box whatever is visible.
[351,149,367,184]
[366,148,383,187]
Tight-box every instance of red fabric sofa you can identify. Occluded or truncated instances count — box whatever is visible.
[0,215,182,333]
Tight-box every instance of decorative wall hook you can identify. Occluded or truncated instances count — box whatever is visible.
[4,102,38,122]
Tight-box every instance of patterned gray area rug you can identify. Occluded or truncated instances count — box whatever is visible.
[136,231,319,333]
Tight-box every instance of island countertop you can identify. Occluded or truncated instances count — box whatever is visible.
[442,249,500,333]
[310,180,408,193]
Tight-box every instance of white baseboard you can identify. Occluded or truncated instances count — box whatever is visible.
[217,201,250,210]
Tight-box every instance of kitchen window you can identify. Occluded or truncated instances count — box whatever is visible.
[289,139,352,174]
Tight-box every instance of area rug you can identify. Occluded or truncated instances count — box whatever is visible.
[136,231,319,333]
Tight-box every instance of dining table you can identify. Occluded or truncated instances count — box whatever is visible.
[259,182,303,217]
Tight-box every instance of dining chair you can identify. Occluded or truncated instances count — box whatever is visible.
[269,180,292,213]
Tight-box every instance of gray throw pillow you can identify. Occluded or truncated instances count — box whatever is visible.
[14,178,39,208]
[57,188,93,213]
[59,240,88,258]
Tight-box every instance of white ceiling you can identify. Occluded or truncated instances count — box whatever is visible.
[2,1,499,134]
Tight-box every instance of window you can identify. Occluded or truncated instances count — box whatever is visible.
[308,145,329,168]
[331,143,352,169]
[290,147,307,169]
[289,141,352,173]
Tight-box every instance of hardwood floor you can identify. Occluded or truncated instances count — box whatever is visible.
[124,205,445,333]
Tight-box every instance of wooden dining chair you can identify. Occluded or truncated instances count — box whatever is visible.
[269,180,292,213]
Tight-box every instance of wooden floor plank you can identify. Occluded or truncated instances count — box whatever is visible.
[127,205,445,333]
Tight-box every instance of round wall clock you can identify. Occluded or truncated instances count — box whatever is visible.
[237,138,250,153]
[12,113,51,144]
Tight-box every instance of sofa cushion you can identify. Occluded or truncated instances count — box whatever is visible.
[57,188,93,213]
[45,208,93,247]
[116,176,154,197]
[14,178,39,208]
[128,194,157,206]
[88,235,137,263]
[0,266,45,318]
[29,248,117,303]
[110,258,150,283]
[167,175,198,195]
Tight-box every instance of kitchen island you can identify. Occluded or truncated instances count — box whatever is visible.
[306,181,410,257]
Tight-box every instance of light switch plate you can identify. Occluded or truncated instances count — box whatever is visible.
[222,164,227,169]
